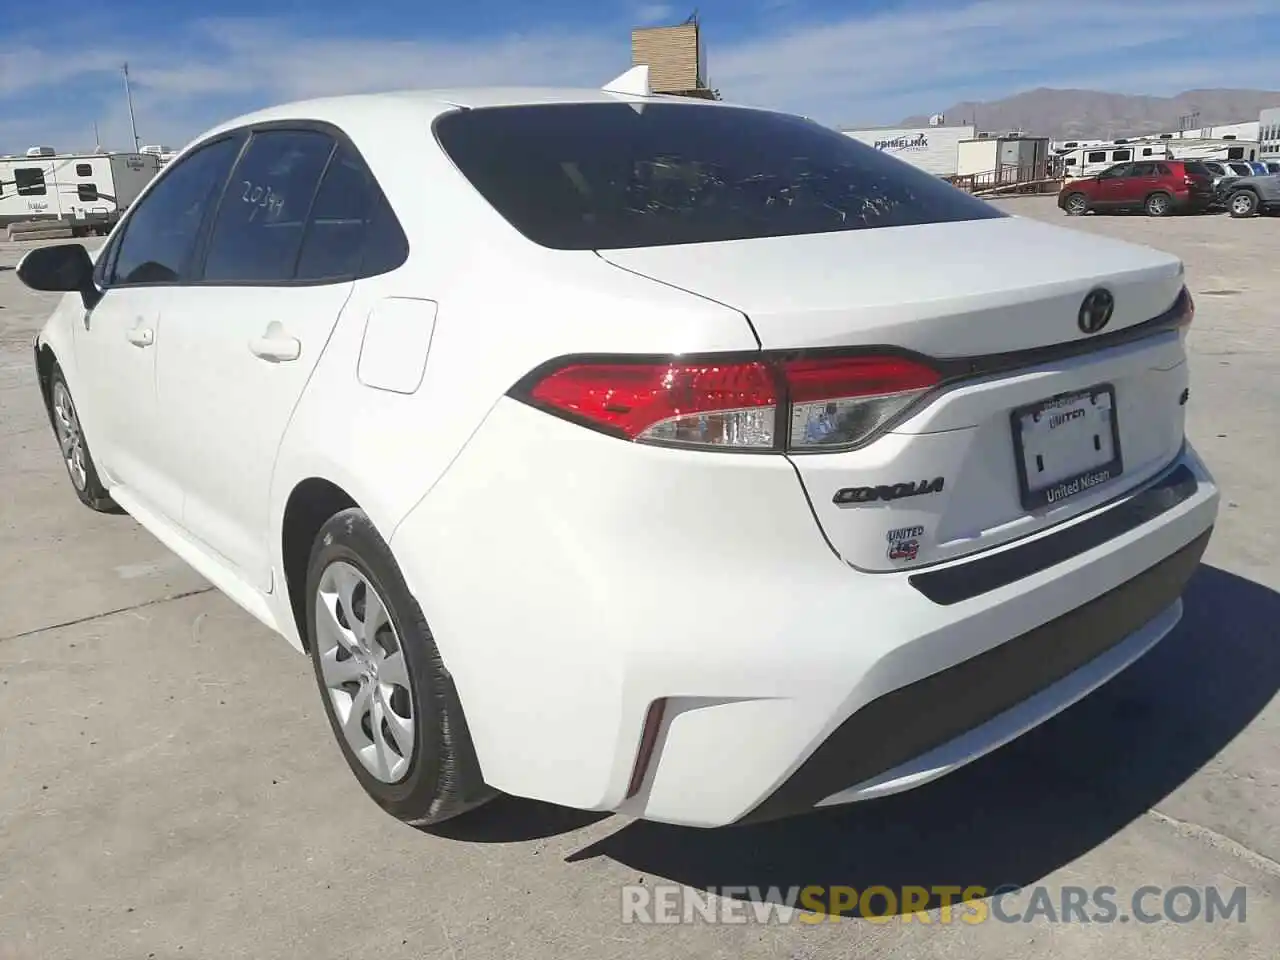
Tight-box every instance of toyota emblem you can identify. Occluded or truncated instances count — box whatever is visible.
[1078,288,1115,334]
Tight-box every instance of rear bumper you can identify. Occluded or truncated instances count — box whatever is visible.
[391,399,1218,828]
[739,525,1207,823]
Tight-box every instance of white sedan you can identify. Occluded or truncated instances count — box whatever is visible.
[19,69,1219,829]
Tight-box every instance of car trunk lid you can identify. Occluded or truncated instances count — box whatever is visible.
[599,215,1191,570]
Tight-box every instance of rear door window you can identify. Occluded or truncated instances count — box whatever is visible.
[201,129,335,283]
[433,103,1004,250]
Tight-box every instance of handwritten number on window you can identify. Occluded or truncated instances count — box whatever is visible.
[240,180,285,222]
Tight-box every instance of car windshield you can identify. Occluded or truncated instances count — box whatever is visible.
[433,102,1005,250]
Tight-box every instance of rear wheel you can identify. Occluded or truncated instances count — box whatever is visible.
[1064,193,1088,216]
[47,368,119,513]
[1144,192,1172,217]
[1228,190,1258,218]
[305,508,495,827]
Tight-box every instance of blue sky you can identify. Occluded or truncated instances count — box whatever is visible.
[2,0,1278,152]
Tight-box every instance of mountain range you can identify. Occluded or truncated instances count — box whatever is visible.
[899,88,1280,140]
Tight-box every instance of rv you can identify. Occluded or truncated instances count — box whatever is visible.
[0,147,161,235]
[1058,136,1261,178]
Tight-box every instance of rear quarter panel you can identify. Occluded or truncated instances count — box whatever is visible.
[265,105,759,646]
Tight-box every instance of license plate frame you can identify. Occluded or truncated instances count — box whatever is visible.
[1010,384,1124,511]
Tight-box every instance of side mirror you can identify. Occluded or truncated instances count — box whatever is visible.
[16,243,101,310]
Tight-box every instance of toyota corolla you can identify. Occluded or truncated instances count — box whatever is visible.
[18,71,1218,829]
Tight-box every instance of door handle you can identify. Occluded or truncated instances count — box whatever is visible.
[126,326,155,347]
[249,327,301,362]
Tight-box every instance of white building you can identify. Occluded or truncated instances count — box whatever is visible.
[0,147,161,233]
[956,135,1051,181]
[840,124,976,176]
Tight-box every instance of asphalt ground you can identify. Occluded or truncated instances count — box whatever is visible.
[1,196,1277,958]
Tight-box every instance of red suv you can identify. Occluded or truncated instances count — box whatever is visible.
[1059,160,1214,217]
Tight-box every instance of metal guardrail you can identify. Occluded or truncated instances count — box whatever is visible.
[946,167,1063,196]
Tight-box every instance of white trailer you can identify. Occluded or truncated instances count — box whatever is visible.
[1059,136,1261,178]
[0,149,161,234]
[839,124,976,176]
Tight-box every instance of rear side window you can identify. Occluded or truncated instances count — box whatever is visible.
[202,129,334,283]
[294,145,408,280]
[434,103,1004,250]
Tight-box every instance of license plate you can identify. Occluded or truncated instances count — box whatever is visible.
[1011,385,1123,510]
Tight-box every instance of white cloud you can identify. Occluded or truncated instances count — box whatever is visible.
[1,0,1276,151]
[634,3,676,25]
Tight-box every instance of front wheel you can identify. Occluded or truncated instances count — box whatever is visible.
[1228,190,1258,218]
[47,368,119,513]
[1064,193,1088,215]
[305,508,495,827]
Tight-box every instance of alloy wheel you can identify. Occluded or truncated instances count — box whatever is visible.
[314,561,415,783]
[51,381,88,491]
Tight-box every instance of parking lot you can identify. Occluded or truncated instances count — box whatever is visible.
[1,195,1277,958]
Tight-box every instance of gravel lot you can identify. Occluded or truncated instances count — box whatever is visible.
[1,196,1277,959]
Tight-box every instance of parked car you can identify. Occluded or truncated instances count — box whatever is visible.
[1058,159,1214,216]
[1217,171,1280,217]
[18,79,1218,830]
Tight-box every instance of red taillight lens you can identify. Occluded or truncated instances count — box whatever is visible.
[527,360,780,447]
[519,352,941,451]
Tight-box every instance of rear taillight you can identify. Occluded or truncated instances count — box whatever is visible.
[1172,287,1195,330]
[516,352,941,452]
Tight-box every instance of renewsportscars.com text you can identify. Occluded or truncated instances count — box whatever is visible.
[621,884,1249,925]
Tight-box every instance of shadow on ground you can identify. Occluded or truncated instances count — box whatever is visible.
[444,565,1279,915]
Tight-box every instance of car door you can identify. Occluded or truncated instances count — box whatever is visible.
[71,134,244,523]
[1125,161,1160,205]
[1093,164,1132,208]
[153,127,370,591]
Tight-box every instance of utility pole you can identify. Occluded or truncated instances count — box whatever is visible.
[122,63,141,152]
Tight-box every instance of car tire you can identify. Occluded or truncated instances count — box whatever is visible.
[1144,192,1172,217]
[47,366,120,513]
[1064,193,1088,215]
[1228,190,1258,218]
[305,508,495,827]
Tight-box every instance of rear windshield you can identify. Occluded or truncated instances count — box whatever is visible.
[433,103,1005,250]
[1183,161,1211,176]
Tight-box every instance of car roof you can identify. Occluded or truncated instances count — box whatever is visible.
[194,87,748,144]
